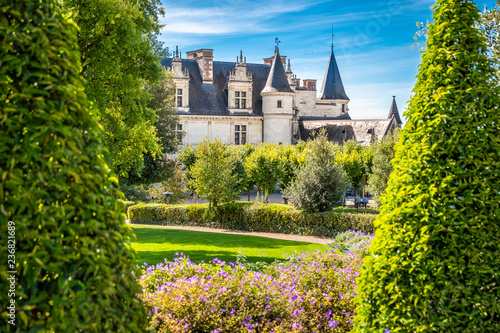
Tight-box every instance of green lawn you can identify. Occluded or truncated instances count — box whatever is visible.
[130,225,330,266]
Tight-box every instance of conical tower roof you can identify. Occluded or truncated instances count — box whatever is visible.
[319,49,349,100]
[262,47,293,94]
[388,96,403,125]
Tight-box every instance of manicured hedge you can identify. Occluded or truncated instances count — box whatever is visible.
[128,202,377,237]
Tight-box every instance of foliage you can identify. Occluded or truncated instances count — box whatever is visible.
[147,165,187,205]
[366,128,400,206]
[139,242,369,332]
[120,183,151,202]
[278,144,306,203]
[128,202,377,237]
[190,139,240,208]
[60,0,168,176]
[285,131,348,212]
[245,143,283,202]
[480,2,500,73]
[227,144,254,196]
[0,1,146,331]
[355,1,500,332]
[329,230,373,254]
[146,69,180,154]
[336,140,373,196]
[124,70,180,185]
[177,144,197,193]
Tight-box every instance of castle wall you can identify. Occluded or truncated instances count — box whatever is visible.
[179,115,263,146]
[263,114,293,144]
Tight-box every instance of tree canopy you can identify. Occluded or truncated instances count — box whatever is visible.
[60,0,169,176]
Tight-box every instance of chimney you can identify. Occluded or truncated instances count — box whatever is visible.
[302,79,317,91]
[186,49,214,84]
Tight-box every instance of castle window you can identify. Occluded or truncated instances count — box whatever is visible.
[235,125,247,145]
[176,89,183,107]
[277,100,282,108]
[342,104,345,113]
[176,124,184,143]
[234,91,247,109]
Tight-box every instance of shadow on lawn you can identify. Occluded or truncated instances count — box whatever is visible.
[132,227,311,248]
[135,250,291,266]
[132,227,322,266]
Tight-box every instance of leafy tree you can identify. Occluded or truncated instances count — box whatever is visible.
[278,144,306,204]
[336,140,373,196]
[228,144,254,201]
[178,144,198,201]
[367,128,400,206]
[355,1,500,332]
[284,132,348,212]
[190,139,240,209]
[60,0,168,176]
[146,69,180,154]
[123,70,180,186]
[245,144,282,203]
[0,1,146,331]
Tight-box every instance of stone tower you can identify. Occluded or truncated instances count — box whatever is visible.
[261,46,295,144]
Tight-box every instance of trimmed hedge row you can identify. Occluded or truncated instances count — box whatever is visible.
[128,202,377,237]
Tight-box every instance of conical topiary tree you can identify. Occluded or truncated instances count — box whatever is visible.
[354,1,500,332]
[0,2,147,331]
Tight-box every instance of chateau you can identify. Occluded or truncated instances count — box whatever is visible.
[162,44,402,146]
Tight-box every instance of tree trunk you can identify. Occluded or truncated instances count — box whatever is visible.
[247,189,251,201]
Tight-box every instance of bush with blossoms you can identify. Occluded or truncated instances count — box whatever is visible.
[138,231,373,332]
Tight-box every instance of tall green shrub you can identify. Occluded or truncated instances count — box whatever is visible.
[0,2,146,331]
[190,139,239,208]
[285,131,348,212]
[355,1,500,332]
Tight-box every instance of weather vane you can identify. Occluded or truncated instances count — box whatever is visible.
[331,25,334,50]
[275,37,281,48]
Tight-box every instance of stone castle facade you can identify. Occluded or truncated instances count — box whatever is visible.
[163,45,402,146]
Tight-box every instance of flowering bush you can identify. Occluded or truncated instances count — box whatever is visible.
[329,230,373,254]
[139,232,373,332]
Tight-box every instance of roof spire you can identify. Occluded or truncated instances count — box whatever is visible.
[262,44,293,94]
[240,50,243,63]
[286,58,292,73]
[388,96,403,125]
[319,44,349,100]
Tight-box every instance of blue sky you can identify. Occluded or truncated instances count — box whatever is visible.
[158,0,495,122]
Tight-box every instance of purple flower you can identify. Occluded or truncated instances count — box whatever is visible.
[384,330,390,333]
[328,320,339,328]
[184,324,189,330]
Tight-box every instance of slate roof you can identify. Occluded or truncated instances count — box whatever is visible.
[319,49,349,100]
[300,119,396,146]
[261,47,294,94]
[388,96,403,125]
[161,58,271,115]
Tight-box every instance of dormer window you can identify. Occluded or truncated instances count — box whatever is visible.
[176,89,183,107]
[342,104,345,113]
[277,100,282,108]
[234,91,247,109]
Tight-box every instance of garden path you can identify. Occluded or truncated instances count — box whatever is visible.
[127,222,333,245]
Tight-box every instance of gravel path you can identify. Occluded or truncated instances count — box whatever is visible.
[128,222,334,245]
